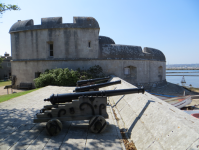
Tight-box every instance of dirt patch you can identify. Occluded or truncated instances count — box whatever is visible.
[0,86,27,95]
[120,130,137,150]
[112,109,137,150]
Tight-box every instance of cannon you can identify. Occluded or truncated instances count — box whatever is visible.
[34,88,145,136]
[76,76,110,86]
[73,80,121,92]
[44,88,144,105]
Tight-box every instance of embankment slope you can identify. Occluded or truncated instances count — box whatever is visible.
[103,76,199,150]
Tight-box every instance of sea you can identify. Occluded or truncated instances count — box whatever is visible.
[166,70,199,88]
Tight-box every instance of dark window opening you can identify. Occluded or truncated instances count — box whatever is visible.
[50,44,53,56]
[35,72,41,78]
[50,51,53,56]
[88,41,91,48]
[158,66,163,81]
[50,44,53,50]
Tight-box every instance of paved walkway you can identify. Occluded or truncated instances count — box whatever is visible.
[0,86,124,150]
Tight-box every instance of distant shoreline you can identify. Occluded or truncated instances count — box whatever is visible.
[166,68,199,70]
[166,72,199,73]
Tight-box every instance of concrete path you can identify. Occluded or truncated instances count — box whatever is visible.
[0,86,124,150]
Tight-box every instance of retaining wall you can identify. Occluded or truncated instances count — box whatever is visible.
[103,76,199,150]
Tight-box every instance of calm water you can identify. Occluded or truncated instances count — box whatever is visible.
[166,70,199,88]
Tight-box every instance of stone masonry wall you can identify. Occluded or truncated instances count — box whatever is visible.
[11,59,165,88]
[10,28,99,60]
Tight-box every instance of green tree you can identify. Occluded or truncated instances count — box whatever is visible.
[0,57,4,68]
[0,3,20,14]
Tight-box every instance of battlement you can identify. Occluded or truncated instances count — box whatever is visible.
[99,43,166,61]
[9,17,100,33]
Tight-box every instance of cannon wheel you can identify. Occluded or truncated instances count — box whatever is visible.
[89,115,107,133]
[46,119,62,136]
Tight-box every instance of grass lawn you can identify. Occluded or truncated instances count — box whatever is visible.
[0,80,12,87]
[0,88,40,103]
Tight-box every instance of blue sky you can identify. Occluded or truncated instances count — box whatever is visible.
[0,0,198,64]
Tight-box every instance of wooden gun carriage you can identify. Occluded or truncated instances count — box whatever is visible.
[34,79,144,136]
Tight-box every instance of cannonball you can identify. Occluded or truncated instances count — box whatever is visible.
[46,119,62,136]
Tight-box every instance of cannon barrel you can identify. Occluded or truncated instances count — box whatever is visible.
[44,88,145,105]
[77,77,110,86]
[74,80,121,92]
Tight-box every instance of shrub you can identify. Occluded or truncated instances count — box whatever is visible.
[34,65,104,88]
[87,65,105,78]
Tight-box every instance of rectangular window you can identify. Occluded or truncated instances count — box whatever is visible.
[124,67,130,75]
[88,41,91,48]
[35,72,41,78]
[50,44,53,56]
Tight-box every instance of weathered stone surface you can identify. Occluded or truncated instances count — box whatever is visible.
[99,44,166,61]
[11,59,166,89]
[9,17,99,33]
[103,76,199,150]
[99,36,115,45]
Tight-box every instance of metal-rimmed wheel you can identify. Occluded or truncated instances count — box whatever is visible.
[46,119,62,136]
[89,115,107,133]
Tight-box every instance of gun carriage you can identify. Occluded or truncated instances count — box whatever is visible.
[34,79,145,136]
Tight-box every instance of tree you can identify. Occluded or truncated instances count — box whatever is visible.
[0,3,20,14]
[0,57,4,68]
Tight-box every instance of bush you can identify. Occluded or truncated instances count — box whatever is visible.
[34,65,104,88]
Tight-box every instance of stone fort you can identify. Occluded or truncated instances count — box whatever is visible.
[9,16,166,88]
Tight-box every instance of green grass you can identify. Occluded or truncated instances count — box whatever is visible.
[0,80,12,87]
[0,88,40,103]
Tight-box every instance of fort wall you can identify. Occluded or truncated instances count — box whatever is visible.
[10,28,99,60]
[11,59,165,88]
[9,17,166,88]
